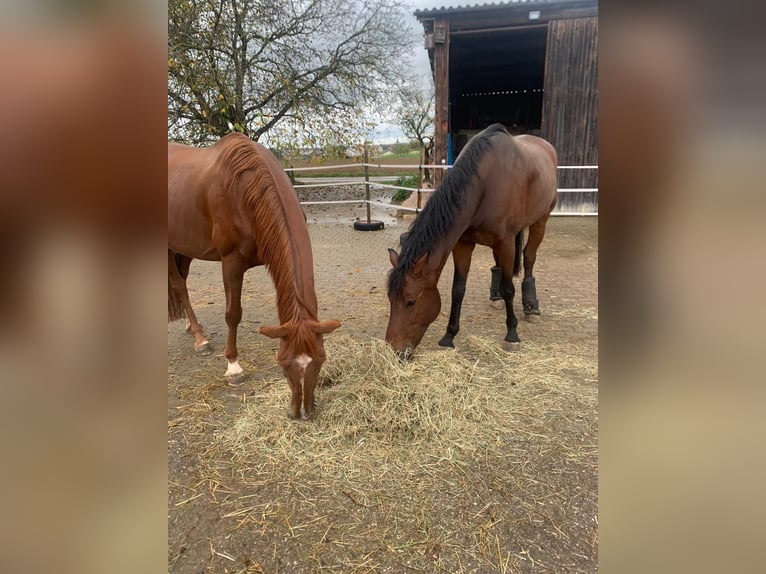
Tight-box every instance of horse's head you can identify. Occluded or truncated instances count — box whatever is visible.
[260,319,340,420]
[385,249,441,357]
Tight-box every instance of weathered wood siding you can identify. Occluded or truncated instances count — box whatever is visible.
[432,19,450,187]
[541,17,598,212]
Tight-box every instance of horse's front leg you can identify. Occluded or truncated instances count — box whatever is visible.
[494,242,521,351]
[438,241,475,348]
[221,256,247,386]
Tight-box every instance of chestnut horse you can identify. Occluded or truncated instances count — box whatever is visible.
[386,124,557,355]
[168,133,340,419]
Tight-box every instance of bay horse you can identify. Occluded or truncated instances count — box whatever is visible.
[168,133,340,420]
[386,123,557,355]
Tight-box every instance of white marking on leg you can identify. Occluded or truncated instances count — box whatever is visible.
[225,360,243,377]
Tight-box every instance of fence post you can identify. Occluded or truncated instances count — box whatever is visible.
[417,148,424,212]
[352,145,384,231]
[363,146,371,224]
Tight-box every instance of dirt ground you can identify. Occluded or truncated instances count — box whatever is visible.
[168,202,597,573]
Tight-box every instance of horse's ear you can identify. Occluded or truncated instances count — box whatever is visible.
[310,319,341,335]
[260,324,290,339]
[388,248,399,267]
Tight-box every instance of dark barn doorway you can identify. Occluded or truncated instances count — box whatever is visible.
[416,1,598,213]
[449,25,548,158]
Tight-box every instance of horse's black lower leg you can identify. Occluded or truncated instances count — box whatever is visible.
[489,266,503,301]
[489,250,502,301]
[500,272,520,348]
[522,217,549,318]
[439,241,475,348]
[438,272,467,348]
[522,276,540,315]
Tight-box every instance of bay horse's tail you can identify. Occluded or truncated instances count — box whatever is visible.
[168,252,185,322]
[513,230,523,277]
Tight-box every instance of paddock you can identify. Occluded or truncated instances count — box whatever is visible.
[168,209,597,573]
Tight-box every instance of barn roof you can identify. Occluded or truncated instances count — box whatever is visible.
[414,0,593,17]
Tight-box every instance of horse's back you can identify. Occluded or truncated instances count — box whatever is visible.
[470,130,557,236]
[513,134,558,218]
[168,134,305,264]
[515,134,556,164]
[167,142,223,260]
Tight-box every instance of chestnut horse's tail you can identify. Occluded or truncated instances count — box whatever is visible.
[168,252,186,322]
[513,230,523,277]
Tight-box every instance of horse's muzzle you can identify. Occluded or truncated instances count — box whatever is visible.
[288,408,313,421]
[394,346,413,362]
[288,396,317,421]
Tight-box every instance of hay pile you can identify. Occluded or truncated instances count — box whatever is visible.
[173,333,597,572]
[218,333,597,484]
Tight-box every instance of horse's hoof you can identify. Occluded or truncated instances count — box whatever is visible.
[437,337,455,348]
[503,341,521,352]
[194,342,213,355]
[524,313,541,323]
[225,372,246,387]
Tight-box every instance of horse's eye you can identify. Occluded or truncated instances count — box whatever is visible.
[406,298,416,308]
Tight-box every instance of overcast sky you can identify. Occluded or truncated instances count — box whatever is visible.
[373,0,448,143]
[408,0,445,77]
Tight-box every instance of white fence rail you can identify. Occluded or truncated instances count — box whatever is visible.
[284,160,598,221]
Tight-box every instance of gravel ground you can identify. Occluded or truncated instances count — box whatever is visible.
[296,184,406,227]
[168,209,598,574]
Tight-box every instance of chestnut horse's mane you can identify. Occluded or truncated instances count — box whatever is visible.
[387,123,508,298]
[215,133,319,354]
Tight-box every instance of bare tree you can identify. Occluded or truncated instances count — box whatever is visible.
[395,79,435,181]
[168,0,414,144]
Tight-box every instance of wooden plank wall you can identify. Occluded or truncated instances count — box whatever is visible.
[541,17,598,212]
[432,19,450,187]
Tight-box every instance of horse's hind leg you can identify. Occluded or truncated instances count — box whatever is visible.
[438,240,475,348]
[521,215,550,322]
[168,251,212,355]
[221,255,247,386]
[175,256,198,332]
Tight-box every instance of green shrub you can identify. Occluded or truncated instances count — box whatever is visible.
[391,189,411,203]
[391,175,420,203]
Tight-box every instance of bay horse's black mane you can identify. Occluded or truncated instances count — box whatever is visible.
[388,123,508,297]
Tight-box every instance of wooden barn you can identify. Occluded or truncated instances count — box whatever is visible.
[415,0,598,213]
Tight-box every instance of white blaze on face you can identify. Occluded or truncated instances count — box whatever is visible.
[295,354,312,387]
[295,354,313,419]
[295,354,312,373]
